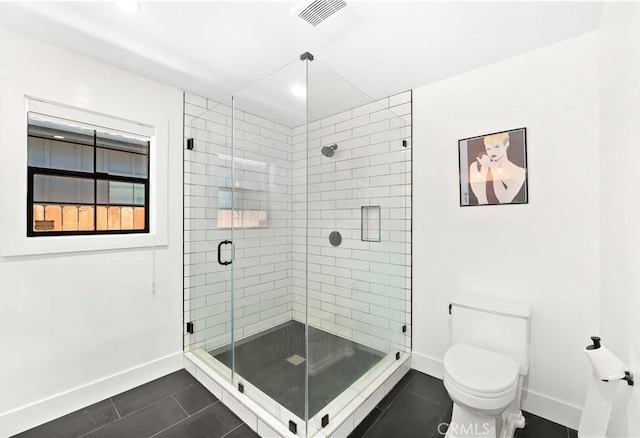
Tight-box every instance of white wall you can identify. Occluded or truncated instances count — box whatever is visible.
[598,3,640,436]
[412,33,600,429]
[0,26,184,436]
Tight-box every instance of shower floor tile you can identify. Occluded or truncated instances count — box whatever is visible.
[210,320,386,419]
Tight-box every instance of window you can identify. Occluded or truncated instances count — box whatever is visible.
[27,113,150,236]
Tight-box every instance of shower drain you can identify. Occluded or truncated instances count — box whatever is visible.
[286,354,306,366]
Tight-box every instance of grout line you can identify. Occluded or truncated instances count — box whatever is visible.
[355,407,385,437]
[109,398,121,419]
[77,396,180,438]
[172,395,190,417]
[148,420,182,438]
[77,422,112,438]
[431,405,451,438]
[378,390,402,413]
[149,403,217,438]
[403,387,450,409]
[105,396,175,426]
[378,373,416,413]
[220,423,245,438]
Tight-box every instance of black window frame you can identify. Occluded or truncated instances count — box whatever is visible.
[26,124,151,237]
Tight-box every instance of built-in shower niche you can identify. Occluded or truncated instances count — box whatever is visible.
[183,54,412,436]
[361,206,381,242]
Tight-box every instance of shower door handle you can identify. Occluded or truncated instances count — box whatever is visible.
[218,240,233,266]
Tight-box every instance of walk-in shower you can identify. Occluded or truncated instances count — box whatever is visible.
[184,53,412,436]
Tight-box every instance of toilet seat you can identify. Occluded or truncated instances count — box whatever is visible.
[444,344,519,395]
[444,344,519,413]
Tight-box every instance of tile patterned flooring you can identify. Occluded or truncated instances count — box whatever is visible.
[13,370,258,438]
[350,369,578,438]
[13,368,577,438]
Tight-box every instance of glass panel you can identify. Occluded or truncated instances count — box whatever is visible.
[97,181,145,206]
[96,148,148,178]
[33,174,94,204]
[305,60,411,433]
[32,204,95,233]
[96,130,149,154]
[27,137,94,173]
[183,96,235,382]
[229,58,307,430]
[28,113,95,146]
[94,205,145,231]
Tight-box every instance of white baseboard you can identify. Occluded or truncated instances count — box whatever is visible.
[411,351,444,379]
[0,352,184,437]
[410,351,582,430]
[520,387,582,431]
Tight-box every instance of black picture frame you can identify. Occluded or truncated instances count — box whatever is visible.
[458,127,528,207]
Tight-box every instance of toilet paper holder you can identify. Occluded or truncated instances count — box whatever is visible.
[622,371,635,386]
[588,336,634,386]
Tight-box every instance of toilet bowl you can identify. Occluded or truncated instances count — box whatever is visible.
[443,297,530,438]
[443,344,523,437]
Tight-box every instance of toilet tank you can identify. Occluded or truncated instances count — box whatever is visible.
[450,296,530,375]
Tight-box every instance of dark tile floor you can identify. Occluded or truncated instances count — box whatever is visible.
[12,370,259,438]
[12,368,577,438]
[349,369,578,438]
[212,320,385,418]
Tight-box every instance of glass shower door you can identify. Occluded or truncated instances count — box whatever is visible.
[184,98,235,382]
[229,59,308,430]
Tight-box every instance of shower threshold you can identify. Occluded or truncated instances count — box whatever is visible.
[208,320,385,419]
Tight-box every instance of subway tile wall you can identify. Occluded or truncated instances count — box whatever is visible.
[183,90,412,356]
[292,91,412,355]
[184,93,293,352]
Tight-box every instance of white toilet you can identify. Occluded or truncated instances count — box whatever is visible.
[443,296,530,438]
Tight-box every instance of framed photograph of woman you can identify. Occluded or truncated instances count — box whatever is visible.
[459,127,528,206]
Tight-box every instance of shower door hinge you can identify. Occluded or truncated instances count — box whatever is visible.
[449,304,452,315]
[289,420,298,434]
[396,352,400,360]
[238,382,244,393]
[321,414,329,428]
[402,325,407,333]
[186,138,194,150]
[402,139,407,147]
[186,322,194,334]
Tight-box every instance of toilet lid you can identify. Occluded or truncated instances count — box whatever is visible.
[444,344,519,394]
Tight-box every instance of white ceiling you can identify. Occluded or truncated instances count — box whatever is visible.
[0,1,603,126]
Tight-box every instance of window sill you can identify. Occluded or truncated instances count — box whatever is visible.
[0,232,167,257]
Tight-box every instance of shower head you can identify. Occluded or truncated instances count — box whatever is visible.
[321,144,338,158]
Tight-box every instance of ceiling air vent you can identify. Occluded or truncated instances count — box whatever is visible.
[292,0,371,40]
